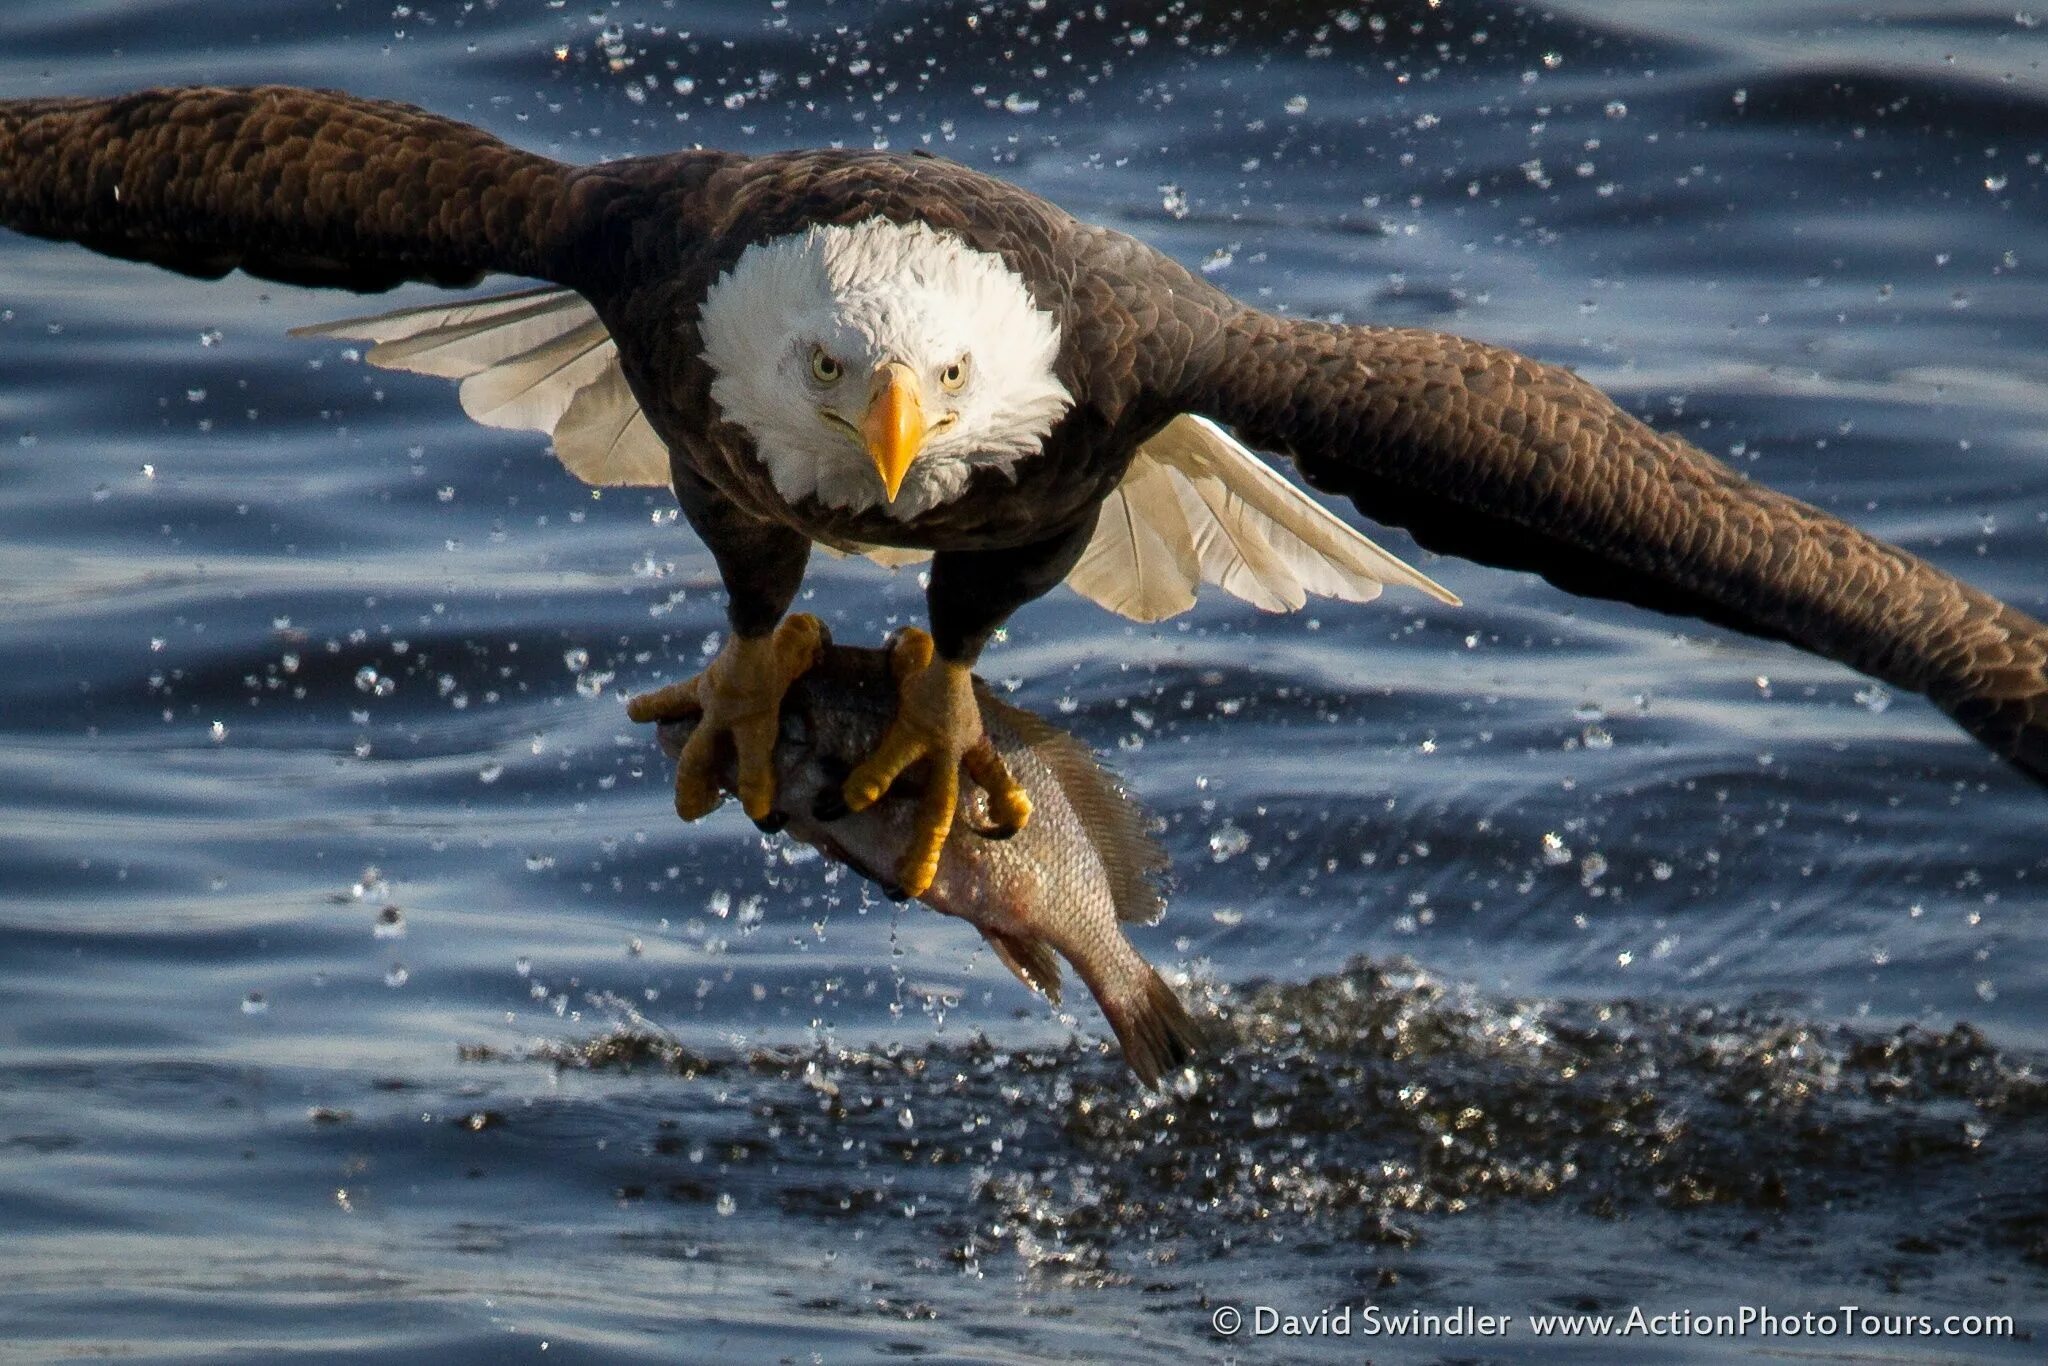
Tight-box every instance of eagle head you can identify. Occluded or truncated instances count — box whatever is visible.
[698,217,1072,521]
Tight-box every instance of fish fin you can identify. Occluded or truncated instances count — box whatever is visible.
[1067,412,1459,619]
[974,687,1168,926]
[978,928,1063,1005]
[1097,965,1204,1090]
[296,288,672,488]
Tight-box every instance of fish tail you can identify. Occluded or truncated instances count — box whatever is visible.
[1101,966,1204,1090]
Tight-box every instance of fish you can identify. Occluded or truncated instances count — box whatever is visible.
[650,640,1202,1087]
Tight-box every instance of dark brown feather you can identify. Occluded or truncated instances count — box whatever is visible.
[0,86,598,292]
[1186,314,2048,782]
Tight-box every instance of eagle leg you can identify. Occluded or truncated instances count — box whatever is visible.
[838,626,1033,898]
[626,613,825,822]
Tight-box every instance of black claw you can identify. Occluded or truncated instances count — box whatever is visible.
[966,816,1022,842]
[881,883,910,903]
[751,810,789,834]
[812,787,849,822]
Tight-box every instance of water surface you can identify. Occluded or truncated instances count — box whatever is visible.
[1,1,2044,1359]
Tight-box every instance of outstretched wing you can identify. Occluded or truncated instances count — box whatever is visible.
[0,85,591,293]
[1185,311,2048,782]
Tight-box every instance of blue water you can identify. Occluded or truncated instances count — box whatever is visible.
[2,2,2044,1359]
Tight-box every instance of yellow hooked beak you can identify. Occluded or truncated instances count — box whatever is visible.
[859,361,927,503]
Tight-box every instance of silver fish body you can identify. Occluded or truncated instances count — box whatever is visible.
[656,643,1200,1086]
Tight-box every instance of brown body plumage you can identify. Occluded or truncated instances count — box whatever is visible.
[3,83,2045,785]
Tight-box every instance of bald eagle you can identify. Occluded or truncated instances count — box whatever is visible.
[4,86,2045,895]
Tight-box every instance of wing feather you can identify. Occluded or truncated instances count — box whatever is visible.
[856,544,936,569]
[0,86,575,292]
[455,317,616,432]
[291,287,594,377]
[1064,413,1456,621]
[1063,455,1201,621]
[1190,310,2048,782]
[299,289,672,487]
[549,362,674,487]
[1145,414,1460,608]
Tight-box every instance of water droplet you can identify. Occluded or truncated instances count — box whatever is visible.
[241,991,269,1016]
[1283,94,1308,115]
[1001,92,1039,115]
[374,906,406,939]
[384,962,410,988]
[1604,100,1627,119]
[1208,821,1251,862]
[716,1192,737,1216]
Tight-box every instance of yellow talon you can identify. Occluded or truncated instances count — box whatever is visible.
[626,613,824,824]
[840,627,1032,897]
[965,738,1032,836]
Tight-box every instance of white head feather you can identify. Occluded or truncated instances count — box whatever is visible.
[697,218,1072,520]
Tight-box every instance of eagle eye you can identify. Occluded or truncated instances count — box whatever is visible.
[810,347,843,384]
[939,355,970,392]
